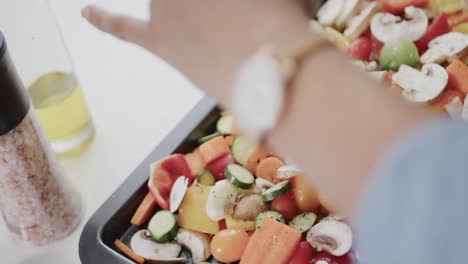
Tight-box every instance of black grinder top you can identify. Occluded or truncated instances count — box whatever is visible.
[0,32,30,136]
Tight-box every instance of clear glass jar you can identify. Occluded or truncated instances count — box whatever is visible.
[0,32,82,246]
[0,0,94,156]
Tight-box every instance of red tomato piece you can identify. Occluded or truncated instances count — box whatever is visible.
[415,14,450,53]
[206,154,234,181]
[288,241,313,264]
[379,0,428,15]
[310,252,352,264]
[148,154,192,210]
[271,191,300,222]
[219,219,227,230]
[347,37,372,61]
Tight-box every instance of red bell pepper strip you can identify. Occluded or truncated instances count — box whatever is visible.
[379,0,429,15]
[415,14,451,53]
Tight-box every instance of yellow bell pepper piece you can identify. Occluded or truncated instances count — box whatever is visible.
[453,22,468,34]
[225,216,255,231]
[323,27,351,53]
[177,184,220,234]
[430,0,464,15]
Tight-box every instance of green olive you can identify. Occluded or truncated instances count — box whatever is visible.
[379,39,419,71]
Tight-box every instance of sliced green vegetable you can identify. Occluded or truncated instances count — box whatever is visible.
[231,136,256,165]
[148,210,178,243]
[197,132,222,145]
[197,170,216,186]
[217,115,234,135]
[255,210,285,229]
[225,164,255,189]
[261,181,292,202]
[379,38,419,71]
[288,212,317,233]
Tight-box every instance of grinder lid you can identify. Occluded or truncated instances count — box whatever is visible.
[0,31,30,136]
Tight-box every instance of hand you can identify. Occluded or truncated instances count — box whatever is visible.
[82,1,312,103]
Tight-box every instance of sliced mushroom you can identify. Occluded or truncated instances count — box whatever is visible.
[392,64,448,103]
[206,179,237,221]
[344,1,380,40]
[175,229,211,263]
[306,220,353,257]
[276,164,302,180]
[370,6,428,43]
[233,194,268,221]
[336,0,362,29]
[420,32,468,64]
[130,230,183,264]
[445,96,464,119]
[317,0,345,26]
[169,176,189,213]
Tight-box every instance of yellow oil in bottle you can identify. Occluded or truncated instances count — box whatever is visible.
[28,72,94,156]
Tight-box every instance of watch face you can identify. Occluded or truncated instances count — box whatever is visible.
[232,47,285,141]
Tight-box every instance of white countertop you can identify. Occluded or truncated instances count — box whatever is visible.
[0,0,203,263]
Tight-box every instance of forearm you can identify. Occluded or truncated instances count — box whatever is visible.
[269,48,435,216]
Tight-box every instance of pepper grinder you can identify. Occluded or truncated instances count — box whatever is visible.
[0,32,82,246]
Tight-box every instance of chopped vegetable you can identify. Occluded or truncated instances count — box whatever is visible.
[288,212,317,234]
[206,153,234,181]
[148,154,192,211]
[114,239,145,264]
[276,164,302,180]
[240,217,301,264]
[176,229,212,263]
[255,178,275,193]
[262,181,292,202]
[292,176,321,213]
[197,132,222,145]
[306,219,353,257]
[206,179,238,221]
[323,27,352,53]
[255,210,285,229]
[233,194,268,221]
[217,114,234,135]
[211,229,250,262]
[379,0,429,15]
[448,11,468,27]
[414,13,451,53]
[185,150,207,177]
[130,230,182,262]
[429,88,466,112]
[169,176,189,213]
[420,32,468,64]
[430,0,464,15]
[271,191,300,222]
[347,36,372,61]
[225,164,255,189]
[453,22,468,34]
[199,136,231,163]
[447,59,468,93]
[379,39,420,71]
[310,252,352,264]
[232,136,257,166]
[131,192,157,226]
[225,215,256,231]
[256,157,284,184]
[288,241,314,264]
[224,135,235,147]
[244,145,269,174]
[177,184,220,234]
[197,170,216,186]
[148,210,178,243]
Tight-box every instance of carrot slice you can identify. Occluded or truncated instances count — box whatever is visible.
[244,146,269,174]
[130,192,156,226]
[429,89,465,113]
[448,11,468,27]
[240,217,301,264]
[224,135,235,147]
[185,150,207,177]
[199,136,231,163]
[114,240,145,264]
[447,59,468,94]
[256,157,284,184]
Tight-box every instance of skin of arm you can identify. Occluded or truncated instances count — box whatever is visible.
[82,0,435,216]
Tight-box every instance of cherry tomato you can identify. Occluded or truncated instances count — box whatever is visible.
[291,176,320,213]
[288,241,313,264]
[310,252,352,264]
[347,37,372,61]
[206,154,234,181]
[211,229,250,262]
[271,191,300,222]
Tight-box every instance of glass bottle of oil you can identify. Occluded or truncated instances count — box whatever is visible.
[0,0,94,156]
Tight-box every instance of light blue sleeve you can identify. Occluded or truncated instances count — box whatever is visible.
[355,119,467,264]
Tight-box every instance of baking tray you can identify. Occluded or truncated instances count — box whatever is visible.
[79,96,221,264]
